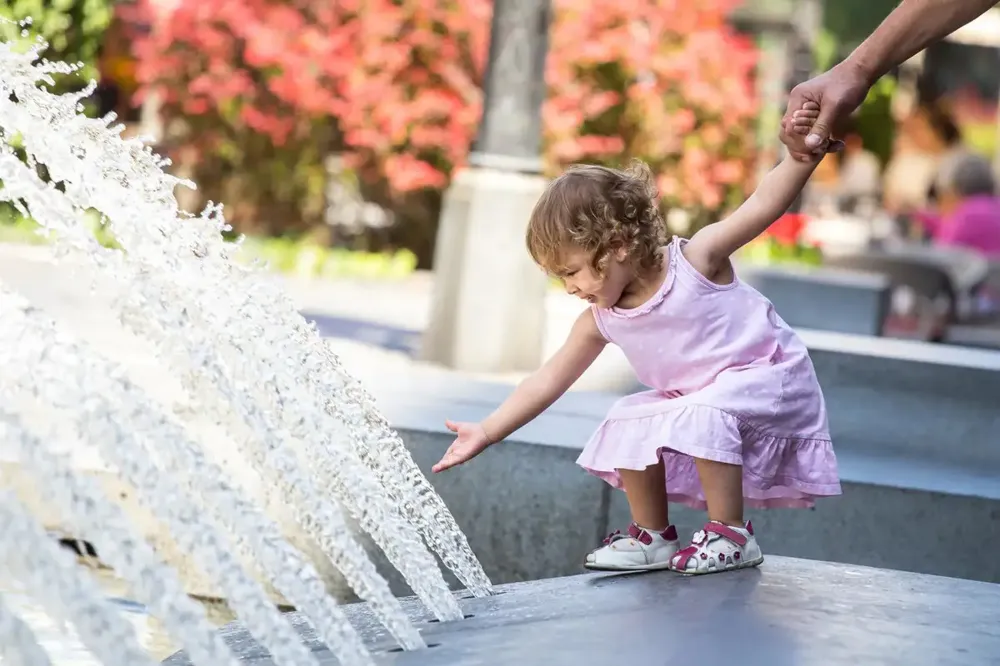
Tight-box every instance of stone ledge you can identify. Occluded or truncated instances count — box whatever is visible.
[800,327,1000,369]
[379,401,1000,501]
[359,329,1000,475]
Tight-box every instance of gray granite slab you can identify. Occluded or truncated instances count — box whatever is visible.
[163,557,1000,665]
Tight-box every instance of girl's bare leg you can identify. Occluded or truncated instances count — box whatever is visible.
[585,460,677,571]
[618,460,669,529]
[694,458,744,526]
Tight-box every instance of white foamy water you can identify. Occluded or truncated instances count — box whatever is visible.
[2,585,167,665]
[1,566,233,664]
[0,411,240,666]
[0,18,491,666]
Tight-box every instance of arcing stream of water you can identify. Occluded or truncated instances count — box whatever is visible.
[0,20,492,666]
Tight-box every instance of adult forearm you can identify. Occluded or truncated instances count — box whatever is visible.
[847,0,997,83]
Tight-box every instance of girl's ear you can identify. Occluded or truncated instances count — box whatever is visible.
[614,245,628,263]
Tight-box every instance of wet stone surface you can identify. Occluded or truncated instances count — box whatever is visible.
[163,556,1000,665]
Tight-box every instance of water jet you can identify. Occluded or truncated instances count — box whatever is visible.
[0,21,490,665]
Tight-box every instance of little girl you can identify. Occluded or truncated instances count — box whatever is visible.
[432,106,841,575]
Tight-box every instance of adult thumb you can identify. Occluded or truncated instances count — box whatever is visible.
[805,104,837,149]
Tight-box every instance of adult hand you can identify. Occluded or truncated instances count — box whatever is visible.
[781,61,873,161]
[431,420,493,473]
[781,105,826,163]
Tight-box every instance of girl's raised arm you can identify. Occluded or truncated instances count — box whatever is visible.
[686,155,820,279]
[685,105,829,279]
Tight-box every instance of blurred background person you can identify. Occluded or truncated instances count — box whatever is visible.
[882,100,963,217]
[916,151,1000,257]
[838,121,883,203]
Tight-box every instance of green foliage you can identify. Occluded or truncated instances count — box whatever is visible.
[237,238,418,280]
[822,0,900,52]
[0,208,120,247]
[962,121,998,158]
[854,75,897,167]
[0,208,46,245]
[811,29,840,74]
[0,213,418,280]
[0,0,114,85]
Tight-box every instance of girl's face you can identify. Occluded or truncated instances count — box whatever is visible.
[555,246,633,309]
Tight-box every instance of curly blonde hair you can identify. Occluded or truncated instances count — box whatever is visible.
[526,160,666,277]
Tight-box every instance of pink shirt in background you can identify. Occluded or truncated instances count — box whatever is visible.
[918,195,1000,259]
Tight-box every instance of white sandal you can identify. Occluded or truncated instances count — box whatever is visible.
[585,522,680,571]
[669,521,764,575]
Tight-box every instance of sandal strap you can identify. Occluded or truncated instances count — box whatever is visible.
[627,522,677,545]
[602,523,678,546]
[627,522,656,545]
[672,545,701,570]
[627,523,647,543]
[704,521,748,546]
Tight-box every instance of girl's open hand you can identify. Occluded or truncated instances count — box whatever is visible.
[431,420,492,473]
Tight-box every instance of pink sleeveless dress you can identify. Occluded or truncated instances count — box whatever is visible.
[578,237,841,509]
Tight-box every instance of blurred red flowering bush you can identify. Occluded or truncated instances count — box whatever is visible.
[765,212,807,247]
[125,0,757,258]
[546,0,758,226]
[745,212,822,267]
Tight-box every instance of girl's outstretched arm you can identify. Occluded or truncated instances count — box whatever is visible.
[432,309,607,472]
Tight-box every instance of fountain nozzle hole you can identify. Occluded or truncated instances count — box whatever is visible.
[58,538,98,558]
[386,642,442,653]
[426,613,475,623]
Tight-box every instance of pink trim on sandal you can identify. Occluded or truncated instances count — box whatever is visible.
[671,545,701,570]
